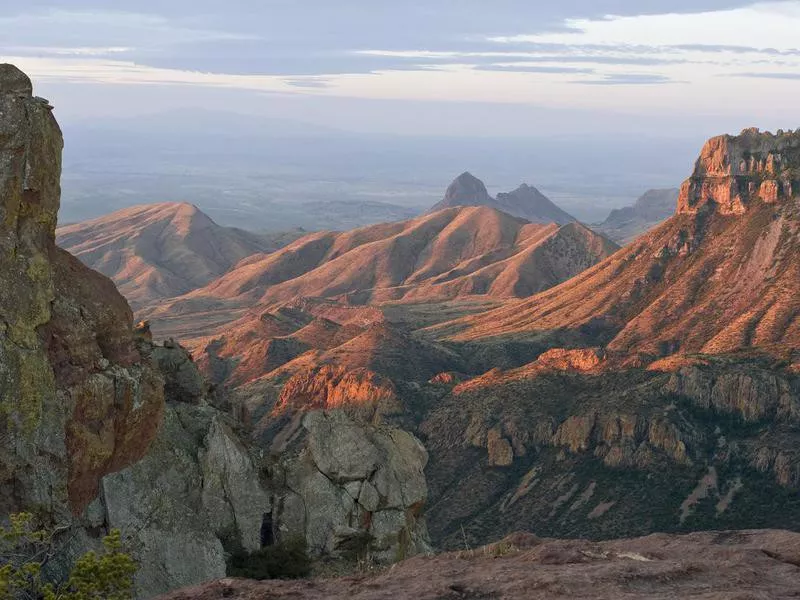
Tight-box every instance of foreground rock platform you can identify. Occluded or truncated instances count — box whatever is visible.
[158,529,800,599]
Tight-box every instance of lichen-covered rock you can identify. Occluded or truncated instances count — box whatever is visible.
[0,64,164,519]
[273,410,430,562]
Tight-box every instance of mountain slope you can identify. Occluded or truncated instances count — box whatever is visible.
[157,206,616,315]
[434,129,800,360]
[430,172,576,224]
[56,202,302,308]
[596,188,679,244]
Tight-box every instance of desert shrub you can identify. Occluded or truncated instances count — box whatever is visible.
[0,513,136,600]
[227,537,312,580]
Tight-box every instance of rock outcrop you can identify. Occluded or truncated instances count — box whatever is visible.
[0,64,164,520]
[678,128,800,215]
[433,171,493,209]
[99,400,270,599]
[269,410,431,563]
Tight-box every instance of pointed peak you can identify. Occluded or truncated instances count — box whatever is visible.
[451,171,485,185]
[440,172,492,207]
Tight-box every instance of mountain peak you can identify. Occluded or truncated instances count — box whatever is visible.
[430,174,575,225]
[496,183,576,225]
[678,127,800,215]
[443,172,492,206]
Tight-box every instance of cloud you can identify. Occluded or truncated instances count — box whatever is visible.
[283,77,332,88]
[727,71,800,79]
[0,9,258,48]
[3,46,134,57]
[572,73,677,85]
[476,65,595,74]
[488,2,800,50]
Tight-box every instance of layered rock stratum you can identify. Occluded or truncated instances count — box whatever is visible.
[429,172,577,224]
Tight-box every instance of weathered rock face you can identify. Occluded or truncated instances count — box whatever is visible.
[678,128,800,215]
[0,64,164,519]
[98,402,270,599]
[269,410,431,563]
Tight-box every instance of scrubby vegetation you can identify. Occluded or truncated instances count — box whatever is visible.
[0,513,136,600]
[227,537,312,580]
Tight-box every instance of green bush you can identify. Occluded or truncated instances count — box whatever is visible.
[0,513,136,600]
[227,537,312,580]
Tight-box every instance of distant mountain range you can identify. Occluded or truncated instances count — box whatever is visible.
[56,202,304,309]
[430,172,576,225]
[596,188,679,243]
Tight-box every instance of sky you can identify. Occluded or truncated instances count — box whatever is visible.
[2,0,800,136]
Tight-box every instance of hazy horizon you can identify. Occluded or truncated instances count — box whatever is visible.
[4,1,798,230]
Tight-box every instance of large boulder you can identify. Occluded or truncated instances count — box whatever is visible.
[272,410,431,563]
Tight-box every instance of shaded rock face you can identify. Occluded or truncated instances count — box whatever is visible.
[0,64,164,518]
[678,128,800,215]
[269,410,431,563]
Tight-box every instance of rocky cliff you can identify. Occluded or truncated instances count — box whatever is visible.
[678,128,800,215]
[0,64,164,520]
